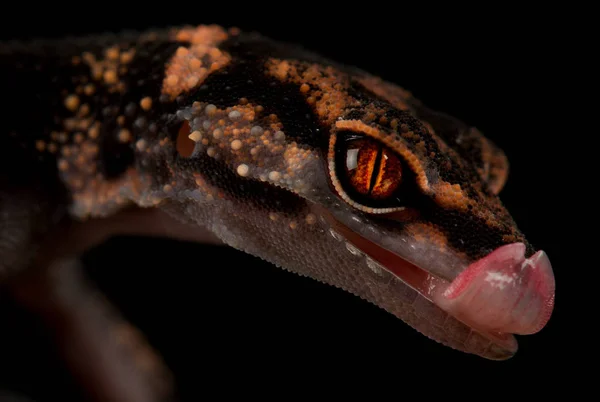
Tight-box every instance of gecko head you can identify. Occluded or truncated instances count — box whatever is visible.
[166,67,554,360]
[305,102,556,358]
[309,103,555,359]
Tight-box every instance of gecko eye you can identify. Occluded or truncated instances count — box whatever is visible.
[328,132,407,213]
[343,137,402,198]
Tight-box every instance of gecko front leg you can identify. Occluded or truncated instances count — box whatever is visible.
[9,257,174,402]
[1,196,229,400]
[0,206,204,401]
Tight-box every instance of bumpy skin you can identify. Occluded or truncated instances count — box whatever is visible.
[1,25,535,360]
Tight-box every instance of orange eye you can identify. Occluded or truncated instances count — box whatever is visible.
[344,139,402,199]
[329,132,409,213]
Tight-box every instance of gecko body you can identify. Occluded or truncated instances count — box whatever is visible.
[0,25,555,363]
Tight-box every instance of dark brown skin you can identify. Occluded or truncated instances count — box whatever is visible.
[0,24,552,399]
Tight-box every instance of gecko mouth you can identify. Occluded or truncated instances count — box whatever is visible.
[323,211,555,359]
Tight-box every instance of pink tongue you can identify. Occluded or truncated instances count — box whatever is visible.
[432,243,555,335]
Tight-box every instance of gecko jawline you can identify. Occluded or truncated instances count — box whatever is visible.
[321,207,555,360]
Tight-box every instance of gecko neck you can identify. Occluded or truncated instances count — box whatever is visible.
[1,32,189,219]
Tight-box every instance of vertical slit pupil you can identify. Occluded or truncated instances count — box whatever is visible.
[368,145,383,194]
[336,133,404,206]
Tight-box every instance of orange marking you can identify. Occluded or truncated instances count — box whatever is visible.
[266,59,358,125]
[140,97,152,111]
[405,222,449,250]
[80,46,134,94]
[104,66,117,81]
[69,168,155,218]
[35,140,46,152]
[271,60,291,80]
[58,159,69,172]
[120,49,135,64]
[64,95,80,112]
[431,182,471,211]
[118,129,132,143]
[88,124,100,139]
[83,83,95,96]
[78,104,90,117]
[172,25,228,44]
[162,25,231,100]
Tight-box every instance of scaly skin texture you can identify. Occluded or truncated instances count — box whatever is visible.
[0,25,549,365]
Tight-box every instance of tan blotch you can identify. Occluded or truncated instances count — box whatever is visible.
[80,47,134,93]
[188,131,202,142]
[105,47,120,61]
[406,222,449,250]
[266,59,357,125]
[140,97,152,111]
[78,104,90,117]
[268,171,281,181]
[236,164,249,177]
[162,26,231,99]
[64,95,80,112]
[118,129,132,143]
[135,139,147,151]
[84,84,95,96]
[58,159,69,171]
[88,124,100,139]
[120,50,135,64]
[172,25,229,45]
[432,182,471,212]
[231,139,242,150]
[103,70,118,85]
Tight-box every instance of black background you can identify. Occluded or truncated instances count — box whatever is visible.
[0,4,585,400]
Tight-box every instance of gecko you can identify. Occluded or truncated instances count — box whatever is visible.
[0,24,555,400]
